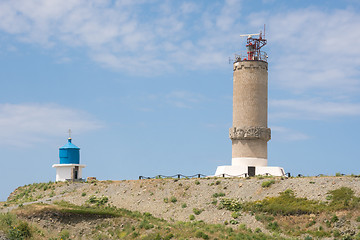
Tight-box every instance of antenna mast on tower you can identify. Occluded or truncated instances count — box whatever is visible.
[238,25,267,61]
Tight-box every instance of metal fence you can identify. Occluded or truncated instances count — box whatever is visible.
[139,174,206,180]
[139,172,291,179]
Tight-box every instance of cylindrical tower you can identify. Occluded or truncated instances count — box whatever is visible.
[214,28,285,177]
[230,60,271,167]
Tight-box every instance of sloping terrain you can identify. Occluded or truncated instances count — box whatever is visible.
[1,176,360,239]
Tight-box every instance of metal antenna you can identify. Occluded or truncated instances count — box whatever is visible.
[68,129,72,139]
[239,33,260,39]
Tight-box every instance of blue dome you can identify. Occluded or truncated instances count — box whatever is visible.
[60,138,80,150]
[59,138,80,164]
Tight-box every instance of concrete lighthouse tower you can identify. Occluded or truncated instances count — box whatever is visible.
[52,130,86,181]
[215,28,285,177]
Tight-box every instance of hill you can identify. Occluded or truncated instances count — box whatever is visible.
[1,176,360,239]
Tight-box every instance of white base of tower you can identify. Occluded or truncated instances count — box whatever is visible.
[52,164,86,182]
[232,157,267,166]
[214,158,285,177]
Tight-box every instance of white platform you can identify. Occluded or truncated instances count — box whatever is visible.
[52,164,86,182]
[214,158,285,177]
[232,157,267,166]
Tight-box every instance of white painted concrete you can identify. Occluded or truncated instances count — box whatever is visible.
[232,157,267,167]
[52,164,86,182]
[214,163,285,177]
[215,165,248,177]
[256,166,285,176]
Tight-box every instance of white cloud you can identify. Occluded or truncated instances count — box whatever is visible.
[264,9,360,95]
[270,99,360,120]
[166,91,206,109]
[216,0,242,31]
[245,8,360,122]
[180,2,197,14]
[0,0,243,73]
[0,1,359,91]
[0,103,102,147]
[1,1,360,122]
[271,126,309,141]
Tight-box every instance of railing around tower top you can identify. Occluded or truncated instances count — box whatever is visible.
[234,51,268,63]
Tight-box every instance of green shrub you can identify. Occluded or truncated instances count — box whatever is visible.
[261,180,275,188]
[215,181,221,185]
[327,187,360,210]
[181,203,187,208]
[143,212,152,217]
[231,212,240,219]
[132,232,140,238]
[164,233,174,240]
[59,229,70,240]
[97,196,108,206]
[331,214,338,223]
[195,180,200,185]
[8,222,32,240]
[170,196,177,203]
[189,214,195,220]
[356,216,360,222]
[212,192,225,198]
[219,198,242,211]
[239,223,246,230]
[88,195,97,203]
[86,196,108,206]
[0,213,16,226]
[333,230,341,237]
[244,189,325,215]
[306,220,316,227]
[195,231,209,239]
[267,221,279,231]
[255,214,274,222]
[163,198,169,203]
[81,192,86,197]
[139,220,154,230]
[229,219,239,225]
[193,208,203,215]
[324,219,331,227]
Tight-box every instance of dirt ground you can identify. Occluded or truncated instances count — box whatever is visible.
[4,176,360,239]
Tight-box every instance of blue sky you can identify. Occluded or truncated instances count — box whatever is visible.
[1,0,360,201]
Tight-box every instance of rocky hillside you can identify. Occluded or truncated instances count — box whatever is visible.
[1,176,360,239]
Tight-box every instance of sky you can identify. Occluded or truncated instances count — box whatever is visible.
[0,0,360,201]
